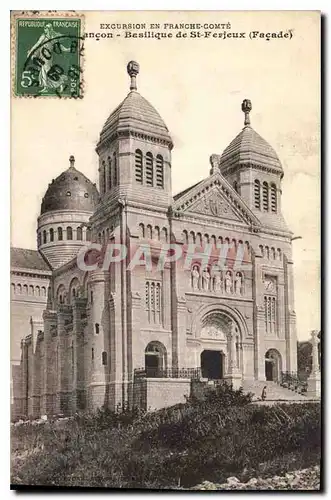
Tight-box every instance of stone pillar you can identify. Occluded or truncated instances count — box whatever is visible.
[72,297,88,413]
[42,310,57,416]
[30,318,43,418]
[253,254,266,381]
[284,255,298,373]
[306,330,321,398]
[56,306,70,415]
[21,340,28,418]
[224,322,242,389]
[88,270,112,411]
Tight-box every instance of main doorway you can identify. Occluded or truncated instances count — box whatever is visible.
[201,350,223,380]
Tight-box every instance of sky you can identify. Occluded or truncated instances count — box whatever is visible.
[11,11,320,340]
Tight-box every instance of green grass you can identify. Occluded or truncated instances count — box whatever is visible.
[11,386,321,489]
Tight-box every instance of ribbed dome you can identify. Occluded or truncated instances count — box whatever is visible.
[98,61,173,148]
[220,100,283,174]
[40,156,99,215]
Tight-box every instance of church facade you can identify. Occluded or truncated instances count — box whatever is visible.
[11,61,297,419]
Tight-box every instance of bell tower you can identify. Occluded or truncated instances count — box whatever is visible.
[219,100,287,229]
[94,61,173,218]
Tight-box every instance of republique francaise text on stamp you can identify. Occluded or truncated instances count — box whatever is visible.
[13,13,84,98]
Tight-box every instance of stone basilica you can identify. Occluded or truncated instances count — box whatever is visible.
[11,61,298,418]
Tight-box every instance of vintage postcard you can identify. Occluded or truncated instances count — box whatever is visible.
[10,10,321,491]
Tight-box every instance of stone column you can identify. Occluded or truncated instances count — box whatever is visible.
[30,319,43,418]
[224,322,242,389]
[42,310,57,416]
[72,297,88,413]
[55,305,73,415]
[21,340,28,418]
[306,330,321,398]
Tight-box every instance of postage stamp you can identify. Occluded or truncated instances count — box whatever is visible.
[13,14,84,98]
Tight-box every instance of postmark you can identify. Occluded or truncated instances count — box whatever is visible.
[13,14,84,98]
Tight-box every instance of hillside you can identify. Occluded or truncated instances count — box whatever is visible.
[11,386,321,490]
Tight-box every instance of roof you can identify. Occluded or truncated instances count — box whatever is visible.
[220,125,283,174]
[173,180,204,201]
[11,247,51,272]
[98,90,173,147]
[40,157,99,215]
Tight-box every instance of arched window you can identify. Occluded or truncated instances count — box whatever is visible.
[156,154,164,188]
[146,224,153,239]
[254,180,261,209]
[277,248,282,260]
[262,182,269,211]
[107,156,112,190]
[270,184,277,212]
[271,247,276,260]
[189,231,195,244]
[37,232,41,247]
[161,227,168,243]
[102,351,107,366]
[146,152,154,186]
[101,160,106,194]
[41,286,46,296]
[139,223,145,238]
[43,230,47,244]
[113,152,118,186]
[49,228,54,242]
[77,227,82,240]
[145,280,162,324]
[95,323,100,334]
[67,227,73,240]
[135,149,143,184]
[23,284,28,294]
[58,227,63,241]
[29,285,34,295]
[183,230,189,244]
[259,245,264,258]
[86,228,91,241]
[233,181,238,193]
[36,285,40,296]
[155,226,160,240]
[17,284,21,294]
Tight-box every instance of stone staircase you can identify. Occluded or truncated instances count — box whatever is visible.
[242,380,309,402]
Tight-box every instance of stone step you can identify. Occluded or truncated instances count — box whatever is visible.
[242,380,308,401]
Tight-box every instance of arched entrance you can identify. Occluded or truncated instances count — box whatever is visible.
[265,349,282,381]
[201,350,224,379]
[145,341,167,377]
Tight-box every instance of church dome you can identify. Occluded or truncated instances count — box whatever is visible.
[40,156,99,215]
[220,99,283,175]
[98,61,173,148]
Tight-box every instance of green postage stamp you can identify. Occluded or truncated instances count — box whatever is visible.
[13,14,84,98]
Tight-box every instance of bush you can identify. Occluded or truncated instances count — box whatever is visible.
[11,398,321,489]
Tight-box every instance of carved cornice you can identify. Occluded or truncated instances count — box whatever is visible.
[96,129,173,154]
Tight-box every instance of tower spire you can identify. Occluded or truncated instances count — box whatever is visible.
[241,99,252,127]
[127,61,140,91]
[69,155,75,168]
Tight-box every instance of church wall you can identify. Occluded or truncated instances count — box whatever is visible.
[11,274,49,363]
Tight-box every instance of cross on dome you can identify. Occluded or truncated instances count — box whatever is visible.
[127,61,140,91]
[241,99,252,127]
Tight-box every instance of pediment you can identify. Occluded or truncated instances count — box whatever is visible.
[172,172,261,228]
